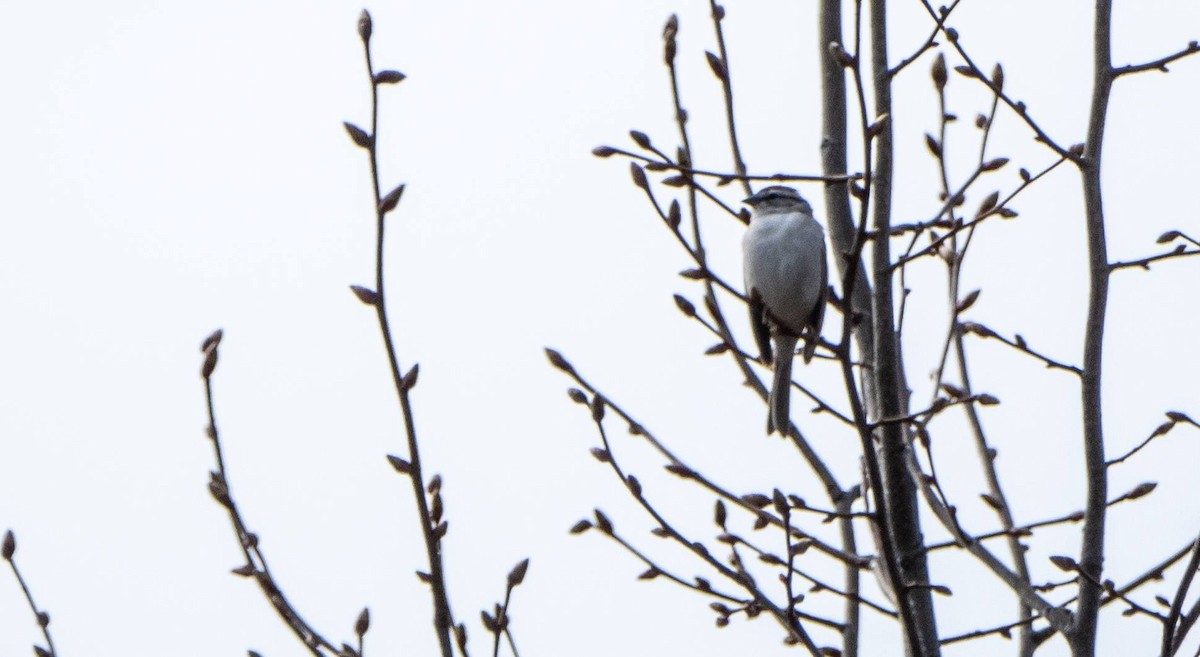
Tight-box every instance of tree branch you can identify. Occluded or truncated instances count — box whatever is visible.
[1113,41,1200,77]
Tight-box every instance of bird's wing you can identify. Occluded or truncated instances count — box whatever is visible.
[801,240,828,363]
[747,289,773,365]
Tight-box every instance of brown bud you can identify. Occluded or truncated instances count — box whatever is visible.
[705,51,727,80]
[956,289,980,313]
[355,608,370,636]
[954,65,977,78]
[742,493,771,508]
[667,200,682,230]
[931,53,947,90]
[201,345,219,379]
[981,157,1009,172]
[400,363,419,392]
[771,489,788,516]
[349,285,379,306]
[627,474,642,497]
[374,70,406,85]
[208,480,232,508]
[940,382,965,399]
[387,454,412,474]
[544,348,574,373]
[343,122,372,149]
[976,191,1000,217]
[663,15,679,64]
[378,184,405,214]
[1167,410,1194,423]
[590,395,606,422]
[2,530,14,561]
[429,493,443,524]
[828,42,855,68]
[594,509,613,534]
[569,519,592,534]
[200,329,224,353]
[991,63,1005,92]
[673,294,696,317]
[630,163,648,190]
[924,133,942,159]
[357,10,373,43]
[507,558,530,588]
[664,463,695,478]
[1126,481,1157,500]
[1049,555,1078,572]
[866,113,889,139]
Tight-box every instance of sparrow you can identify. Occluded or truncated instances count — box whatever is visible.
[742,186,828,435]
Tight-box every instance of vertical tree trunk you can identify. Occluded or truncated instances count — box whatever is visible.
[868,1,940,654]
[1070,1,1113,654]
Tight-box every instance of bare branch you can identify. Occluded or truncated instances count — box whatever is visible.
[2,530,57,657]
[349,15,459,655]
[1113,40,1200,77]
[960,322,1083,375]
[201,333,341,656]
[889,0,962,78]
[1109,245,1200,271]
[595,145,859,183]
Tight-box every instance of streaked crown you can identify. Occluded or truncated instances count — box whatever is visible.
[743,185,812,216]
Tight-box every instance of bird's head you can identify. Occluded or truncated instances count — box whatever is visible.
[743,186,812,216]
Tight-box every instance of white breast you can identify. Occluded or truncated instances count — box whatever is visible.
[742,211,826,334]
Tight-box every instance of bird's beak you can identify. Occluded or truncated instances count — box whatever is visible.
[742,191,761,205]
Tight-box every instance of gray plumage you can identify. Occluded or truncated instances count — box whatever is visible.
[742,186,828,435]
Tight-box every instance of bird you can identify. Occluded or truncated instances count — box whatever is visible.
[741,185,828,435]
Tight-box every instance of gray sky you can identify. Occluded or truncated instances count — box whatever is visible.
[1,2,1198,655]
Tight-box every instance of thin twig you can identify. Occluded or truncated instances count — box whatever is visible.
[2,530,57,657]
[598,146,858,183]
[888,0,962,78]
[1113,41,1200,77]
[1163,536,1200,656]
[915,1,1077,162]
[201,334,339,656]
[1109,246,1200,271]
[350,13,457,656]
[960,322,1083,376]
[587,400,824,655]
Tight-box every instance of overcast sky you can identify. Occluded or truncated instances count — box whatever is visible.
[1,2,1198,656]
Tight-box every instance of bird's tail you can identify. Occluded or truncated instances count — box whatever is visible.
[767,334,798,435]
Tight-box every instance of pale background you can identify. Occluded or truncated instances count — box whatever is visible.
[1,1,1198,655]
